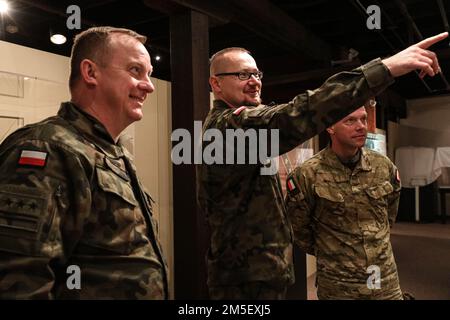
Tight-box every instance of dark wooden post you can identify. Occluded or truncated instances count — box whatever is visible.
[170,10,210,299]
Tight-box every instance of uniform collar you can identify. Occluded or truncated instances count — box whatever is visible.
[212,99,260,110]
[322,146,372,172]
[213,99,230,110]
[57,102,126,158]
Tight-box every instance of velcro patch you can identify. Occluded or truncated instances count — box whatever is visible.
[287,177,299,195]
[18,150,47,167]
[0,189,45,238]
[233,106,247,115]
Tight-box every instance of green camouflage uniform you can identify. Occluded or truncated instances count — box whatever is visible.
[0,102,168,299]
[196,58,395,299]
[285,147,403,300]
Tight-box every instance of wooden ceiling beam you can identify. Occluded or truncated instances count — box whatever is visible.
[264,62,360,87]
[167,0,332,62]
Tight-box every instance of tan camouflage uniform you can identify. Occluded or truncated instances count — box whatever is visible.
[0,102,168,299]
[197,58,395,299]
[285,147,403,300]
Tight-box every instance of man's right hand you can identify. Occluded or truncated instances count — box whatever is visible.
[382,32,448,78]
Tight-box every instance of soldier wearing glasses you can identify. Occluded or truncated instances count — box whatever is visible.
[197,36,447,300]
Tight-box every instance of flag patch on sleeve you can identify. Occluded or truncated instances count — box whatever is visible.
[287,177,299,195]
[18,150,48,167]
[233,106,247,115]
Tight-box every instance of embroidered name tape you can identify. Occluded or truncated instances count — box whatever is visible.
[18,150,48,167]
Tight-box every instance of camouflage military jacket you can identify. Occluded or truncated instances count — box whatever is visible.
[0,102,168,299]
[197,58,395,287]
[285,147,402,299]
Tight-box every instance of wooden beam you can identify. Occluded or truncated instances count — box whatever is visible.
[263,62,361,87]
[170,10,210,299]
[170,0,332,61]
[143,0,186,15]
[143,0,226,28]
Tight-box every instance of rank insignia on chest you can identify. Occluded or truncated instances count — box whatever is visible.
[287,177,300,195]
[18,150,48,167]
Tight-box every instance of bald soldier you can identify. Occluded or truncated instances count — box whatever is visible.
[197,32,447,300]
[285,106,403,299]
[0,27,168,299]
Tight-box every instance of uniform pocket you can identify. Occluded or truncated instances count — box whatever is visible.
[364,181,393,223]
[80,166,140,255]
[365,181,393,200]
[315,186,344,202]
[95,166,138,206]
[314,185,346,228]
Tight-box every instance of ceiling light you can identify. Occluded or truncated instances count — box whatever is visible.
[0,1,9,14]
[155,55,161,61]
[50,32,67,45]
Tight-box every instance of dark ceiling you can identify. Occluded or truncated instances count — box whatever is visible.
[2,0,450,104]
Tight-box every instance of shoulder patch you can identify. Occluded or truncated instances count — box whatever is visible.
[233,106,247,115]
[287,176,300,196]
[396,169,401,183]
[18,150,48,168]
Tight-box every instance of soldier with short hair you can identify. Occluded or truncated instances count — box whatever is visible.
[197,32,447,300]
[0,26,168,299]
[285,106,403,299]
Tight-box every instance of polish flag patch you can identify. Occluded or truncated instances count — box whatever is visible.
[233,106,247,115]
[287,177,298,194]
[18,150,48,167]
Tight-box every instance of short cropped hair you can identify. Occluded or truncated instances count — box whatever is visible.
[209,47,251,76]
[69,26,147,90]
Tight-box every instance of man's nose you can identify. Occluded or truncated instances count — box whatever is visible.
[355,119,367,129]
[248,74,261,85]
[139,77,155,93]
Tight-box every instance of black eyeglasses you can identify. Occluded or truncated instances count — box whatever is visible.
[215,71,263,81]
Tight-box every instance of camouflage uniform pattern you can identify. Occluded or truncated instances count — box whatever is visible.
[196,58,395,298]
[285,147,403,300]
[0,102,168,299]
[208,281,287,300]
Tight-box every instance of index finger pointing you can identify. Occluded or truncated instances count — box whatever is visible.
[416,32,449,49]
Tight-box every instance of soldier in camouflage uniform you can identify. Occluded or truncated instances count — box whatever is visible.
[285,107,403,299]
[197,33,447,300]
[0,27,168,299]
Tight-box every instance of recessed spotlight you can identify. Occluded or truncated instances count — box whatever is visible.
[155,55,161,61]
[50,33,67,45]
[0,0,9,14]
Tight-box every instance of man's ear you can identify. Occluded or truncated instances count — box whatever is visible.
[209,76,221,93]
[326,126,334,135]
[79,59,99,86]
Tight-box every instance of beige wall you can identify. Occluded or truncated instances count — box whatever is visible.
[388,95,450,160]
[0,41,70,127]
[133,79,174,297]
[0,41,174,296]
[388,95,450,216]
[403,95,450,132]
